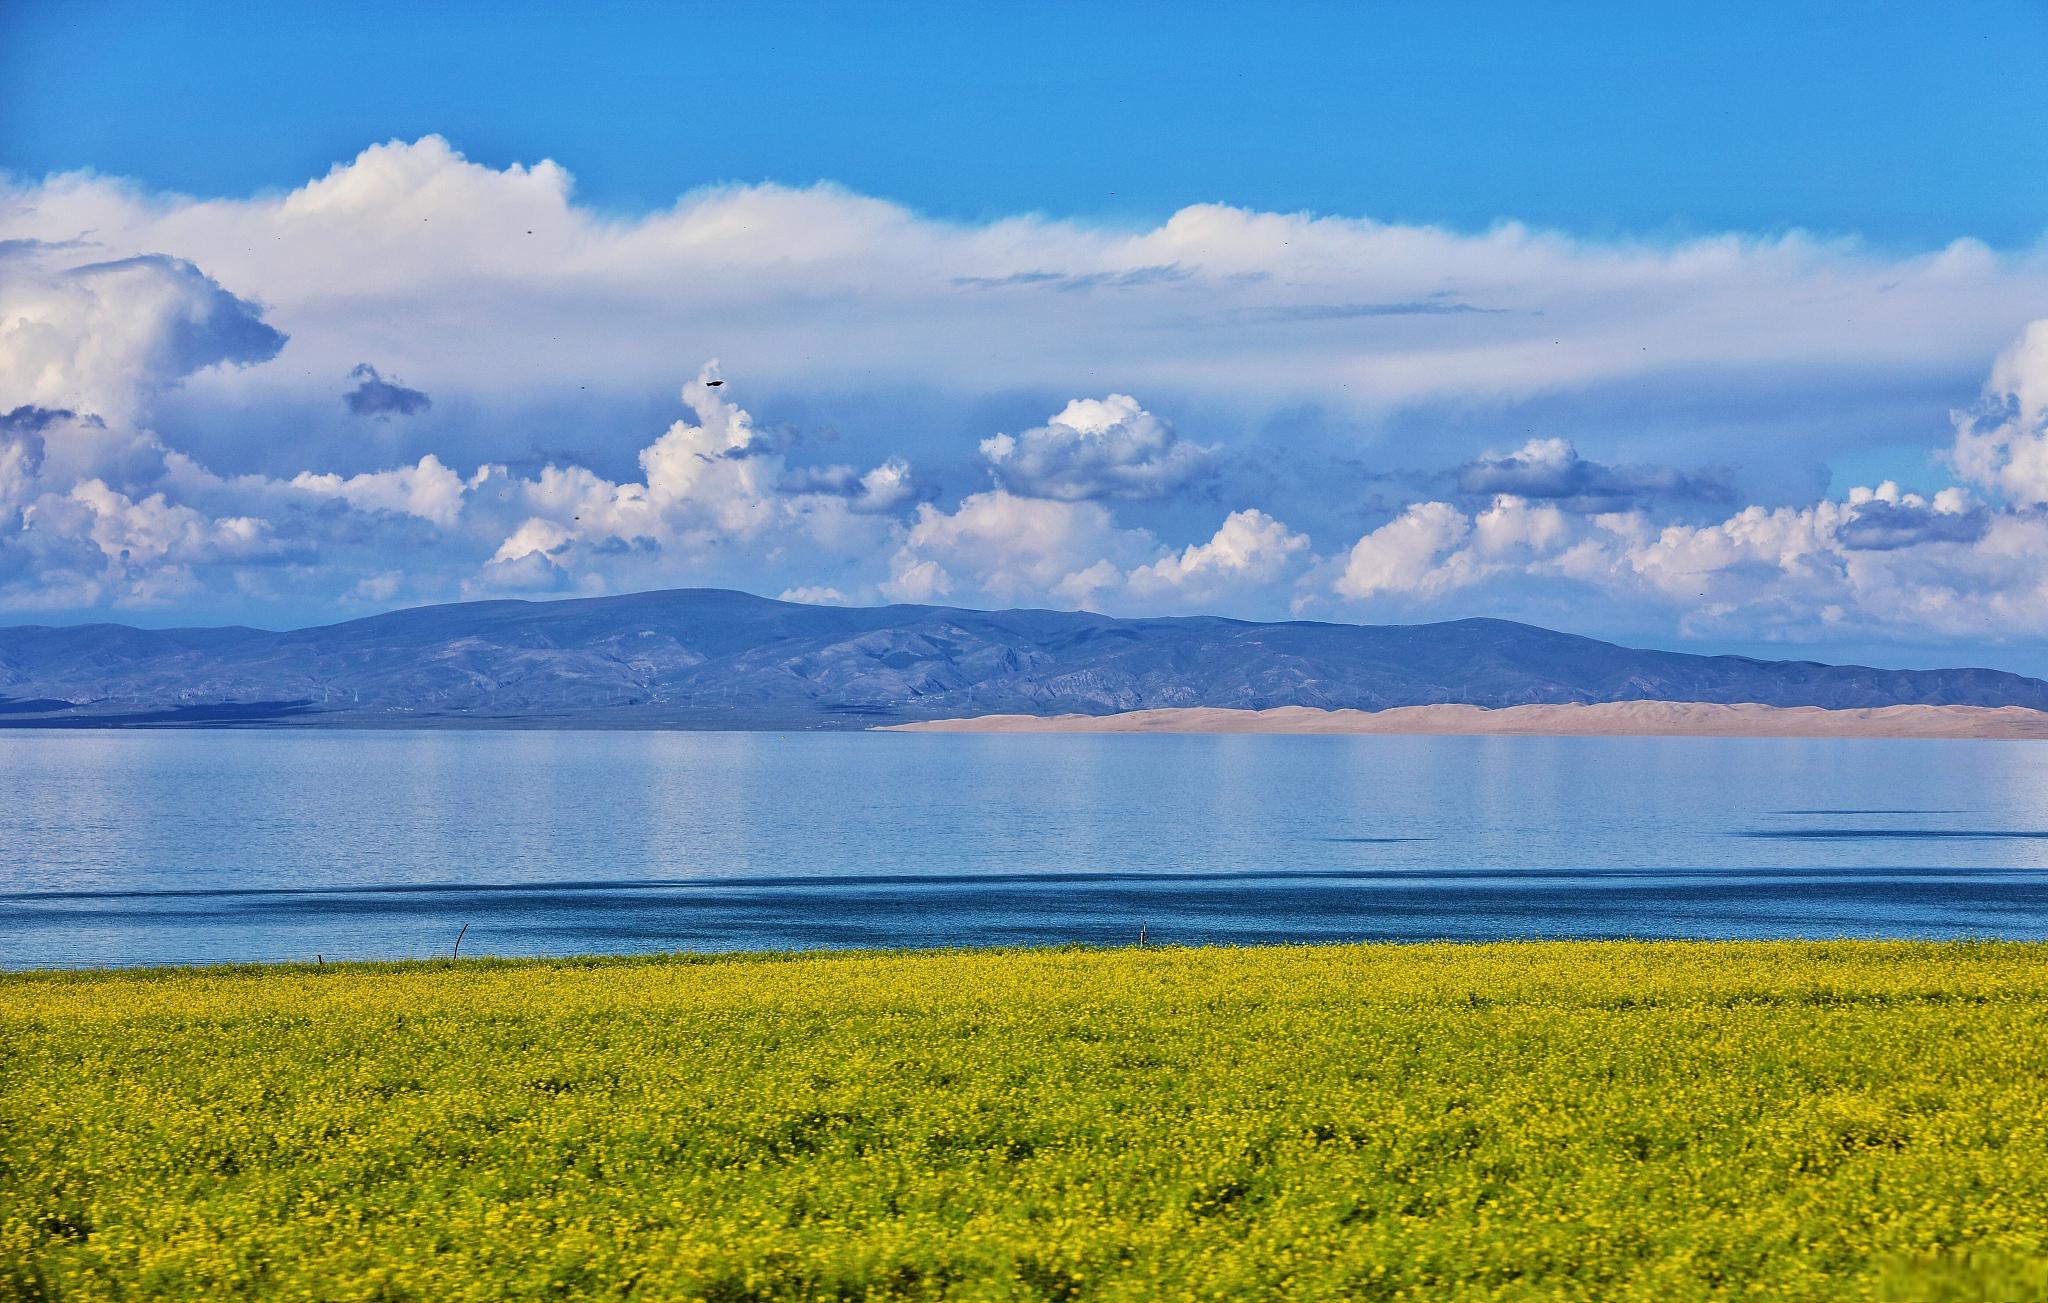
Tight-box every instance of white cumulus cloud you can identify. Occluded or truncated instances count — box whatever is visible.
[1336,502,1473,600]
[1126,509,1310,603]
[291,454,469,527]
[0,242,285,421]
[1949,320,2048,505]
[980,394,1214,501]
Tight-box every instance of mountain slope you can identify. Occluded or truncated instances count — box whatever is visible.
[0,587,2042,728]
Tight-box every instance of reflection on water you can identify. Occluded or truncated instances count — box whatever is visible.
[3,730,2048,966]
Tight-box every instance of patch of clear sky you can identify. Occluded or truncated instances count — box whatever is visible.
[3,0,2044,248]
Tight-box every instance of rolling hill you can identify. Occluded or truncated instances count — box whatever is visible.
[1,587,2043,728]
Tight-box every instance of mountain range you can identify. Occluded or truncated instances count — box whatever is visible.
[1,587,2042,728]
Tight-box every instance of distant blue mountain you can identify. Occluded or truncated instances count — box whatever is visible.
[0,587,2042,728]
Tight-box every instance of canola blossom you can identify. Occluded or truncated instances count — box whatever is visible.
[5,941,2048,1299]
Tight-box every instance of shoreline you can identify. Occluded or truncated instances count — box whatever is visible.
[8,935,2042,980]
[881,700,2048,739]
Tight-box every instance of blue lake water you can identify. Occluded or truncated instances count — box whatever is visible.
[4,730,2048,968]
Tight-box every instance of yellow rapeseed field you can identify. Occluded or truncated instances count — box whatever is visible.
[4,941,2048,1300]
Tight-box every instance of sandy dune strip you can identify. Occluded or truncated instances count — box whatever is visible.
[880,702,2048,739]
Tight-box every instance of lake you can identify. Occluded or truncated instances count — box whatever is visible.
[4,730,2048,967]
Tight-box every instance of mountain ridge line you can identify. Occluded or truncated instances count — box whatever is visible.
[1,587,2041,729]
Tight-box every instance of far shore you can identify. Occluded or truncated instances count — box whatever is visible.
[880,700,2048,740]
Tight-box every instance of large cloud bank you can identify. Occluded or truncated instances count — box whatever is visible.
[3,137,2048,656]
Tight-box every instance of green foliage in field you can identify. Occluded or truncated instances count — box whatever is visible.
[5,942,2048,1300]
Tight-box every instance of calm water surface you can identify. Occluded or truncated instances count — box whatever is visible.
[4,730,2048,967]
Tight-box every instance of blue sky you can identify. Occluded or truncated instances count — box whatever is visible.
[3,2,2048,670]
[9,1,2046,245]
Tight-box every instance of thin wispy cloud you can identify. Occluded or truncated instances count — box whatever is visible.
[951,265,1193,292]
[1225,298,1515,324]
